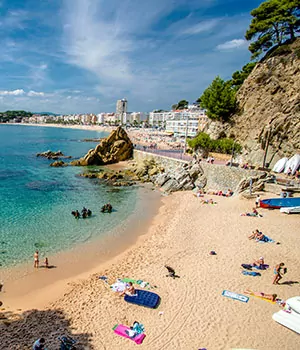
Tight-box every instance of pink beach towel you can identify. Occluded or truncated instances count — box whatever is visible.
[113,324,146,344]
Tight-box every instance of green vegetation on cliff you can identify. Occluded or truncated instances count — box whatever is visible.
[188,132,242,155]
[199,77,236,121]
[246,0,300,59]
[0,110,33,122]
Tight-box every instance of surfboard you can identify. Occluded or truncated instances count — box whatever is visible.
[289,154,300,175]
[280,206,300,214]
[272,309,300,334]
[286,296,300,314]
[272,157,288,173]
[284,154,300,174]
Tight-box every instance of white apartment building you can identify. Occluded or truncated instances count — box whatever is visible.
[116,98,128,117]
[128,112,148,123]
[149,108,208,137]
[149,109,206,126]
[166,118,200,137]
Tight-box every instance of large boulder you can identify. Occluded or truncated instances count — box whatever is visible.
[70,127,133,166]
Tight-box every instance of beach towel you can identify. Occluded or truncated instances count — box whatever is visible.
[222,290,249,303]
[242,270,261,277]
[111,281,127,292]
[254,264,269,270]
[124,289,160,308]
[241,264,253,270]
[256,235,275,243]
[113,324,146,344]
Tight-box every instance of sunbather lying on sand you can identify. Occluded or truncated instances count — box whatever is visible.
[248,229,262,240]
[193,189,205,198]
[244,290,277,301]
[200,198,217,204]
[252,256,265,267]
[241,208,262,217]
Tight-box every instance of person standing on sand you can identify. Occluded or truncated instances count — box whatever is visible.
[273,263,286,285]
[34,250,39,268]
[255,194,261,208]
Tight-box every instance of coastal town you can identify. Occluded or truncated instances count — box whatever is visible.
[8,98,209,139]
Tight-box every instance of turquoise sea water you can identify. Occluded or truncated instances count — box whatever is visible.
[0,125,139,268]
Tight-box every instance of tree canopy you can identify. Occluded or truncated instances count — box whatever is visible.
[246,0,300,59]
[199,76,236,121]
[187,132,242,155]
[0,110,33,122]
[172,99,189,110]
[230,62,257,90]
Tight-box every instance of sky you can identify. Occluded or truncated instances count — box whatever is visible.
[0,0,263,114]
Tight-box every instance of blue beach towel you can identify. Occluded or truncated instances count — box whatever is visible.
[242,270,261,276]
[254,264,269,270]
[256,235,275,243]
[222,290,249,303]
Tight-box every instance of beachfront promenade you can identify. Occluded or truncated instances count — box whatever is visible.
[134,144,226,165]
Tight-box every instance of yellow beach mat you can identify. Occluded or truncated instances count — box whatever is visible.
[246,292,276,304]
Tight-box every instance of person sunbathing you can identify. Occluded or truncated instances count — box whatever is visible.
[201,198,217,204]
[255,231,266,241]
[248,229,261,240]
[120,282,136,297]
[252,256,265,267]
[241,208,262,217]
[244,290,277,302]
[225,189,233,197]
[193,189,205,198]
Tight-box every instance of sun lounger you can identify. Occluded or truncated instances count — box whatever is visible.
[124,289,160,308]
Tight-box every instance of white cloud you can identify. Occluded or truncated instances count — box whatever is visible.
[216,39,247,50]
[0,89,25,96]
[181,19,219,35]
[28,90,45,97]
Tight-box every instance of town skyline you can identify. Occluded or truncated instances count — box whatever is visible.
[0,0,263,114]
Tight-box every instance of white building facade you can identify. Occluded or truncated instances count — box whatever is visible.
[150,108,208,137]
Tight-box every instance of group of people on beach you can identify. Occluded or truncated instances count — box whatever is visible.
[71,207,92,219]
[34,250,49,269]
[244,193,288,305]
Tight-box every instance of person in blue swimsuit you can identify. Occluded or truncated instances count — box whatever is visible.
[273,263,285,285]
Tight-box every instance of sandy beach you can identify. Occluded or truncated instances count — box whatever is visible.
[1,188,300,349]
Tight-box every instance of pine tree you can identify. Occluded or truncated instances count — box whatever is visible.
[199,76,236,121]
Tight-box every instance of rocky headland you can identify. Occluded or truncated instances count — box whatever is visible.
[70,126,133,166]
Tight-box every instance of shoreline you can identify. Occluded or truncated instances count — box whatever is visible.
[1,184,162,310]
[1,191,300,349]
[1,123,300,349]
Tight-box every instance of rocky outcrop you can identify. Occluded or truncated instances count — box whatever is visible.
[205,39,300,167]
[70,127,133,166]
[36,150,72,159]
[50,160,68,167]
[129,158,204,193]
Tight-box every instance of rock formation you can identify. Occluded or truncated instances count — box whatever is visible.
[36,150,71,159]
[205,39,300,167]
[70,127,133,166]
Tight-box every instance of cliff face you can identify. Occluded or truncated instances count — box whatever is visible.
[231,39,300,165]
[207,39,300,166]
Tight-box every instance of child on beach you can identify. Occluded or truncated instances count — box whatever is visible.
[44,257,49,268]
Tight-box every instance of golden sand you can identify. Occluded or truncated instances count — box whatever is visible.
[1,191,299,349]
